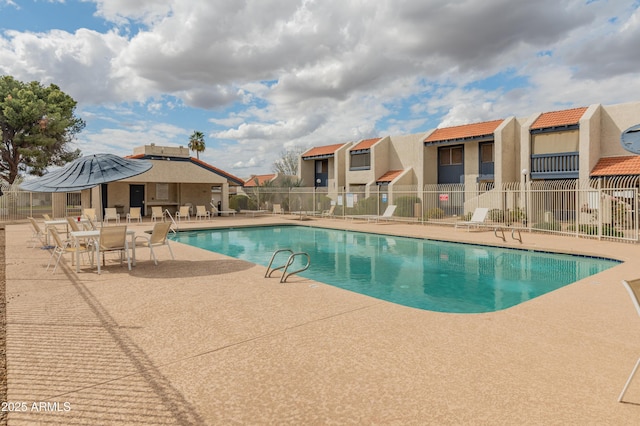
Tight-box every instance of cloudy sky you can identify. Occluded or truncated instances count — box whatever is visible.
[1,0,639,178]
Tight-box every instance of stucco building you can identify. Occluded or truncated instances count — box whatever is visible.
[85,144,243,219]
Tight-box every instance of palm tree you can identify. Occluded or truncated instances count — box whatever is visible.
[188,131,206,159]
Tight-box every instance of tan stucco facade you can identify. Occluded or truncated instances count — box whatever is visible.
[301,100,640,200]
[86,145,239,218]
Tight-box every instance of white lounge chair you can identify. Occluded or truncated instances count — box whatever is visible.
[455,207,489,230]
[320,205,336,217]
[619,279,640,402]
[210,202,236,217]
[272,204,284,215]
[369,205,397,222]
[240,209,268,217]
[347,205,397,223]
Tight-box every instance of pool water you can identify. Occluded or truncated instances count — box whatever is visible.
[170,226,619,313]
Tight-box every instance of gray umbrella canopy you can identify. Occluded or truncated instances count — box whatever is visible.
[20,153,152,192]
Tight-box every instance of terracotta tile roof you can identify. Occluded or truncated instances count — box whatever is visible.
[124,154,145,159]
[424,119,503,143]
[591,156,640,176]
[377,170,403,183]
[302,143,346,158]
[531,107,587,130]
[244,174,276,187]
[351,138,381,151]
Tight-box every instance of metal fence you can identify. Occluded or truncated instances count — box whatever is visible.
[0,183,82,222]
[233,179,639,243]
[4,178,639,243]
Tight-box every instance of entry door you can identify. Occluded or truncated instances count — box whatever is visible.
[129,185,145,214]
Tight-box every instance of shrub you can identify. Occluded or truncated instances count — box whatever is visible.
[230,195,251,211]
[316,195,332,211]
[569,224,623,237]
[351,196,379,215]
[532,221,561,231]
[424,207,445,219]
[488,209,504,222]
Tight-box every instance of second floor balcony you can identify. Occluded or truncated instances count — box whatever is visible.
[530,151,579,179]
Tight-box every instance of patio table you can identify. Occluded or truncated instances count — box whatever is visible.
[70,229,137,273]
[44,218,88,244]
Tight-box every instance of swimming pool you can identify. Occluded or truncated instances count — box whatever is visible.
[170,225,619,313]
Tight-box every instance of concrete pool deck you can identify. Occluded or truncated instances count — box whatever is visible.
[4,216,640,424]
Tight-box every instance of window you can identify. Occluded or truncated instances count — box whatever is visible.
[350,152,371,170]
[439,146,463,165]
[156,183,169,200]
[315,160,328,173]
[480,143,494,163]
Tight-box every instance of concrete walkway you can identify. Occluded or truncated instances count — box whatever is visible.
[5,216,640,424]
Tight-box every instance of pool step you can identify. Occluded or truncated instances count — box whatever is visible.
[265,249,311,283]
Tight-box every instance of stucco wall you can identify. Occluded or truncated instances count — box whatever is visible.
[299,158,314,187]
[495,117,519,185]
[334,143,351,190]
[121,160,229,184]
[581,104,601,181]
[388,132,425,187]
[600,101,640,157]
[422,129,437,185]
[373,137,390,181]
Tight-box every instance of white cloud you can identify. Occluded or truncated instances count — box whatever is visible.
[2,0,640,176]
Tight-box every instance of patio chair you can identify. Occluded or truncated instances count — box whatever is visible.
[195,205,210,220]
[42,213,66,237]
[455,207,489,231]
[346,205,396,223]
[370,205,397,222]
[97,225,131,274]
[46,228,93,273]
[127,207,142,223]
[619,279,640,402]
[272,204,284,215]
[27,217,47,248]
[177,205,191,222]
[104,207,120,224]
[83,208,97,221]
[320,205,335,217]
[210,202,236,216]
[85,215,98,230]
[135,222,174,265]
[66,216,82,233]
[151,206,165,222]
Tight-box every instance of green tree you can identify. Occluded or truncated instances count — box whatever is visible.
[0,76,84,184]
[188,130,206,159]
